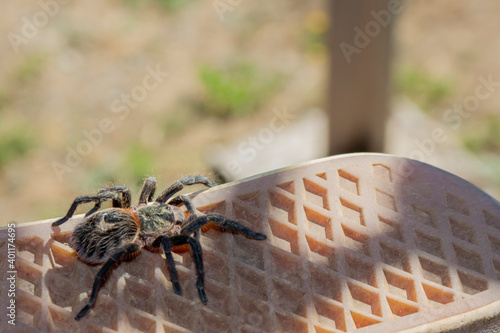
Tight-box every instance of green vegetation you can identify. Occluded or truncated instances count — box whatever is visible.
[164,109,195,137]
[395,67,454,111]
[198,61,283,117]
[463,115,500,153]
[303,10,329,61]
[15,53,47,84]
[123,143,156,184]
[157,0,198,10]
[164,115,187,136]
[86,164,121,189]
[0,128,35,168]
[122,0,198,11]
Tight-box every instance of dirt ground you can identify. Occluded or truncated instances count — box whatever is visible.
[1,0,499,225]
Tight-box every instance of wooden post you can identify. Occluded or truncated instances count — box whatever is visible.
[327,0,397,155]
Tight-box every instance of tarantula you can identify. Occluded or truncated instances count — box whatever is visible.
[51,175,266,321]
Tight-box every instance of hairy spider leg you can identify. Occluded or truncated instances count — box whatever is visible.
[75,242,141,321]
[155,175,217,204]
[139,177,157,204]
[151,236,182,296]
[84,197,120,218]
[168,195,196,214]
[52,192,119,227]
[170,235,207,304]
[181,214,267,240]
[98,185,132,208]
[168,195,201,240]
[84,186,133,216]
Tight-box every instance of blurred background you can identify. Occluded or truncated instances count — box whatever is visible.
[1,0,499,226]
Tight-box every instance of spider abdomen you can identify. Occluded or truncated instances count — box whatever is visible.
[70,209,140,264]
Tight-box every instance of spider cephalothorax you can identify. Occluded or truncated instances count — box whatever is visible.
[51,176,266,321]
